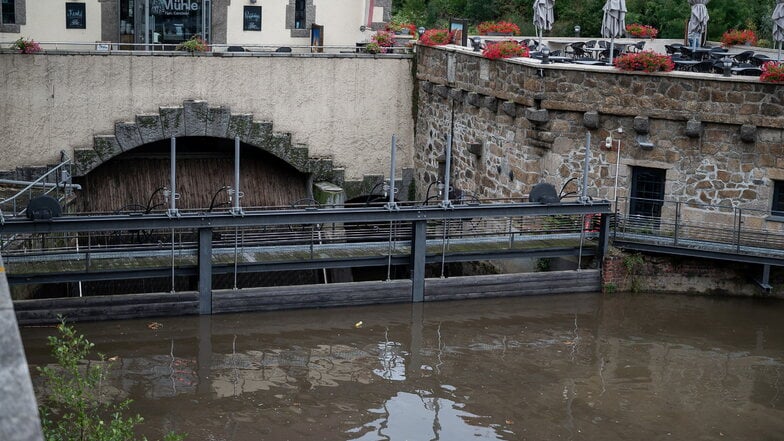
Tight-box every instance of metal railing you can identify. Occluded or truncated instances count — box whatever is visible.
[0,153,74,221]
[0,41,414,55]
[614,197,784,259]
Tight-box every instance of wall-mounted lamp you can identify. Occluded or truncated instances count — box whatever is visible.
[605,126,623,149]
[470,36,482,52]
[541,47,551,65]
[359,25,367,32]
[722,56,733,77]
[574,25,581,38]
[418,26,426,36]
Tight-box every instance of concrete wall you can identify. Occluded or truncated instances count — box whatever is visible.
[0,52,415,182]
[0,255,44,441]
[414,44,784,231]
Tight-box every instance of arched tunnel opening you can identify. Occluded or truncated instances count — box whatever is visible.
[73,136,310,213]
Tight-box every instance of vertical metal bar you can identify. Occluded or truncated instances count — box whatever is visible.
[577,214,586,271]
[411,220,426,302]
[598,213,610,264]
[440,219,448,278]
[441,134,452,208]
[388,134,397,207]
[581,132,591,202]
[674,200,680,246]
[198,228,213,315]
[233,135,241,215]
[233,227,239,290]
[736,208,742,253]
[169,137,177,216]
[144,0,150,51]
[170,228,176,293]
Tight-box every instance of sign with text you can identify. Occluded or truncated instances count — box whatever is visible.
[65,3,86,29]
[243,6,261,31]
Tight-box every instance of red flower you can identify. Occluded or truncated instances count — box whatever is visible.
[613,51,674,73]
[419,29,452,46]
[760,62,784,83]
[481,40,529,60]
[476,21,521,36]
[625,23,658,39]
[721,29,757,47]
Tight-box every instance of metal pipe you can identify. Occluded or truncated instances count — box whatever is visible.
[169,136,177,216]
[581,132,591,202]
[612,138,621,206]
[388,134,397,207]
[442,133,452,207]
[233,135,242,215]
[0,179,81,190]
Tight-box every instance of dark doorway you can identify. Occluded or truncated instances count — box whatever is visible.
[629,166,666,218]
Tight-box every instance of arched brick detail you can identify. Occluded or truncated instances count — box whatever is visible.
[72,100,343,185]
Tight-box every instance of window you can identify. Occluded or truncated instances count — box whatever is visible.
[1,0,16,24]
[773,181,784,216]
[294,0,305,29]
[629,166,666,218]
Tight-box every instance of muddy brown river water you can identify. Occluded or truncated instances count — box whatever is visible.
[20,293,784,441]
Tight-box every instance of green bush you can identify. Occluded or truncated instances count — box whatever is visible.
[37,319,185,441]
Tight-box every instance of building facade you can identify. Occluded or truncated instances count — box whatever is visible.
[0,0,391,48]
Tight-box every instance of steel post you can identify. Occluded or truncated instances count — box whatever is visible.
[198,228,213,314]
[411,220,426,302]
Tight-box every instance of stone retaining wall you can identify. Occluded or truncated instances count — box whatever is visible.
[414,45,784,232]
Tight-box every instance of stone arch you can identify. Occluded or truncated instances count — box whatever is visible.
[72,99,343,185]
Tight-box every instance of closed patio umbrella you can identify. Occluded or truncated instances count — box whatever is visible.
[601,0,627,64]
[774,0,784,60]
[687,0,710,50]
[533,0,555,48]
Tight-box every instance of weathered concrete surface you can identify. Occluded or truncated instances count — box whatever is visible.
[0,255,43,441]
[0,53,415,181]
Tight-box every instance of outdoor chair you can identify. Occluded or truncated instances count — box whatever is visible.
[750,54,772,66]
[598,40,609,48]
[733,50,755,65]
[585,40,598,48]
[664,44,683,55]
[629,41,645,53]
[692,60,715,73]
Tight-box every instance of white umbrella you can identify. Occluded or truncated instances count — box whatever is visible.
[533,0,555,48]
[774,0,784,61]
[687,0,710,50]
[601,0,627,64]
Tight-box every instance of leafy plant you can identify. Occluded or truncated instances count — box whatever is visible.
[625,23,658,38]
[623,253,645,293]
[482,40,529,60]
[476,20,521,36]
[386,20,417,35]
[365,42,382,54]
[418,29,452,46]
[12,37,42,54]
[760,62,784,83]
[721,29,757,46]
[37,318,185,441]
[613,50,674,72]
[176,35,209,52]
[371,30,397,49]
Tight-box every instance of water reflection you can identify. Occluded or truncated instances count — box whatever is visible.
[21,293,784,441]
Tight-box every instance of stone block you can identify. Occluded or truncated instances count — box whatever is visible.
[633,116,650,134]
[114,122,143,151]
[525,108,549,124]
[482,96,498,112]
[434,85,450,99]
[183,100,208,137]
[92,135,122,161]
[247,121,274,146]
[740,124,756,143]
[467,92,481,108]
[160,106,185,138]
[207,106,231,138]
[449,88,465,102]
[500,101,517,117]
[685,119,702,138]
[583,111,599,129]
[135,114,164,144]
[73,148,101,176]
[421,81,434,94]
[227,113,253,141]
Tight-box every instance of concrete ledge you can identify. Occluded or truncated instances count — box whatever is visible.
[0,255,44,441]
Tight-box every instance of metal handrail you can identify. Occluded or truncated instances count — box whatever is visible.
[0,156,72,218]
[0,41,414,54]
